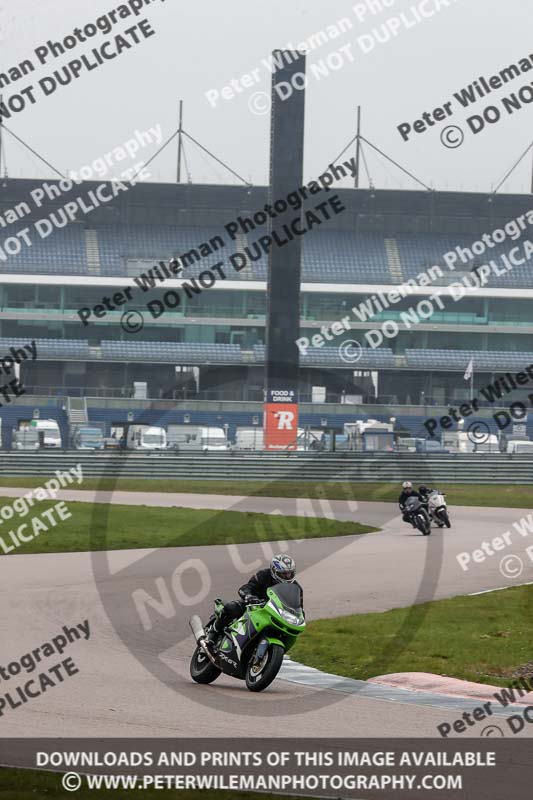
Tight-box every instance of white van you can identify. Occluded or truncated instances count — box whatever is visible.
[441,431,475,454]
[166,425,202,451]
[126,425,167,450]
[507,440,533,454]
[235,427,264,451]
[12,427,40,450]
[199,427,230,451]
[30,419,62,448]
[474,434,500,453]
[166,425,229,451]
[395,437,425,453]
[73,426,105,450]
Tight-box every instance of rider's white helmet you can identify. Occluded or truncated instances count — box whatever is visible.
[402,481,413,490]
[270,554,296,584]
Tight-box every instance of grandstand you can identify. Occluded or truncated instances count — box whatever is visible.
[1,178,533,446]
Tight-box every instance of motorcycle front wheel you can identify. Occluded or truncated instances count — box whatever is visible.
[416,513,431,536]
[190,645,221,684]
[440,510,451,528]
[245,644,284,692]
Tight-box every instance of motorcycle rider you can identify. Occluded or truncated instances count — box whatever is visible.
[418,485,435,502]
[398,480,424,527]
[206,554,302,646]
[419,484,447,527]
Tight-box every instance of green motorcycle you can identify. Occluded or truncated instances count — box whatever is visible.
[189,583,305,692]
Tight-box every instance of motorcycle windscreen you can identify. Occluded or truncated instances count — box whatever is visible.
[404,497,421,512]
[270,583,302,613]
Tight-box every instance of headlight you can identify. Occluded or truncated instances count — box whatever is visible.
[267,601,304,626]
[281,609,304,625]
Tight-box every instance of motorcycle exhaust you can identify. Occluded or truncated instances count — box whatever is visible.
[189,615,206,643]
[189,615,218,665]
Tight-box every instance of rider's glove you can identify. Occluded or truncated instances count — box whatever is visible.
[244,595,260,605]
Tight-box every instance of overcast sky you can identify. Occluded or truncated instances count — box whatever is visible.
[1,0,532,193]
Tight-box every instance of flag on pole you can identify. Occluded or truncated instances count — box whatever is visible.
[464,358,474,381]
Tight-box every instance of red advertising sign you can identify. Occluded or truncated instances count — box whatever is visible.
[263,389,298,451]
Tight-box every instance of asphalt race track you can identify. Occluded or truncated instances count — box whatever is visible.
[1,490,532,742]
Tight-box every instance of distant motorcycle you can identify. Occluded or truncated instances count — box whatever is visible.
[189,583,306,692]
[426,490,451,528]
[404,495,431,536]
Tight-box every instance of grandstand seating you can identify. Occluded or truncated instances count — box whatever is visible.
[2,336,532,374]
[395,234,533,287]
[0,338,90,358]
[253,344,395,367]
[405,349,533,370]
[99,228,395,284]
[96,225,393,283]
[97,225,230,276]
[0,336,396,368]
[2,182,533,418]
[0,225,87,274]
[3,220,533,289]
[100,340,244,363]
[303,231,391,283]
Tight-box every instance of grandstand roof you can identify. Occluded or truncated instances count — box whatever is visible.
[1,179,533,227]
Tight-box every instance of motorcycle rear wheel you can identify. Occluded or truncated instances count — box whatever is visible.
[245,644,284,692]
[190,645,221,684]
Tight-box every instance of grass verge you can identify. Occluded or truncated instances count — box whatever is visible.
[0,499,376,555]
[291,585,533,687]
[0,478,530,508]
[0,769,305,800]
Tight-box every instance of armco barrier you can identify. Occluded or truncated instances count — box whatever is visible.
[0,452,532,484]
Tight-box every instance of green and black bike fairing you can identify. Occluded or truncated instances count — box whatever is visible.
[215,583,305,679]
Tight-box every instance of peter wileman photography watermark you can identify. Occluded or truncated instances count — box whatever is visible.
[437,675,533,737]
[398,48,533,147]
[0,620,90,717]
[0,125,161,262]
[423,363,533,439]
[205,0,460,116]
[76,161,356,330]
[0,0,167,121]
[0,464,84,554]
[455,509,533,580]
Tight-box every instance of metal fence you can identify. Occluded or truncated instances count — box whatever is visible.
[0,452,532,484]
